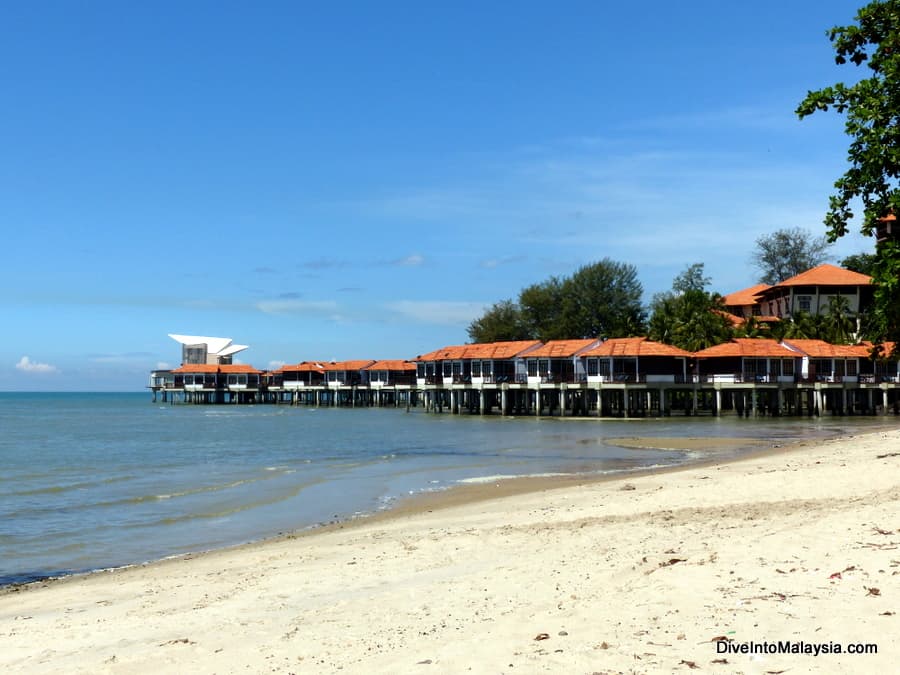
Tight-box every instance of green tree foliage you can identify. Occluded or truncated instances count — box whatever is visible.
[796,0,900,350]
[647,263,733,352]
[467,259,646,343]
[560,260,646,339]
[823,294,857,344]
[751,227,832,285]
[466,299,530,343]
[841,251,878,275]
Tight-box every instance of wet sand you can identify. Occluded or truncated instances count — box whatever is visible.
[1,429,898,673]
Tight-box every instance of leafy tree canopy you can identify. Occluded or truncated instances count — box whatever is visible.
[647,263,733,352]
[467,259,646,343]
[840,251,878,275]
[751,227,832,285]
[797,0,900,349]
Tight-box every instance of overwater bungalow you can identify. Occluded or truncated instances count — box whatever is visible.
[364,360,417,387]
[276,361,328,389]
[168,364,263,403]
[580,337,692,384]
[324,360,376,387]
[693,338,799,384]
[414,341,542,386]
[781,339,873,383]
[520,339,601,384]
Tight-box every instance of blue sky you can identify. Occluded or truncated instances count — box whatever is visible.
[0,0,876,390]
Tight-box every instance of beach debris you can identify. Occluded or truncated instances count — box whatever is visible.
[660,558,686,568]
[558,630,568,636]
[829,572,842,580]
[416,659,433,665]
[866,586,881,597]
[876,452,900,459]
[873,526,894,535]
[534,633,550,641]
[708,635,732,643]
[679,659,699,669]
[711,658,728,664]
[620,483,636,491]
[160,638,195,646]
[880,611,894,615]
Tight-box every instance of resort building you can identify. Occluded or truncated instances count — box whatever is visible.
[364,360,417,388]
[520,339,601,384]
[168,334,249,365]
[752,264,872,320]
[414,341,542,386]
[781,339,874,383]
[580,337,693,384]
[168,364,263,403]
[722,284,770,320]
[693,339,800,384]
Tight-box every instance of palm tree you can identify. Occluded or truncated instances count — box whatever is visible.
[822,295,855,344]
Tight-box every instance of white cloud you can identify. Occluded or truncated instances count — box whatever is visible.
[394,254,424,267]
[384,300,487,326]
[15,356,58,374]
[268,360,286,370]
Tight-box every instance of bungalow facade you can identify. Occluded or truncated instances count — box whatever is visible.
[722,284,770,320]
[364,360,417,388]
[519,339,602,384]
[753,264,872,320]
[276,361,327,389]
[579,338,692,384]
[324,360,376,387]
[414,341,542,386]
[693,339,799,383]
[781,339,874,383]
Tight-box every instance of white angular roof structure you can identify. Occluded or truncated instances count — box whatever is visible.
[168,334,249,358]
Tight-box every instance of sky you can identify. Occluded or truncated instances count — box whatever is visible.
[0,0,879,391]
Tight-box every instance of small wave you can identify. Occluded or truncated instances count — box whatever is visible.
[458,471,572,484]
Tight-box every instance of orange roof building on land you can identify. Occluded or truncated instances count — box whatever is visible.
[766,264,872,288]
[581,337,693,358]
[722,283,770,307]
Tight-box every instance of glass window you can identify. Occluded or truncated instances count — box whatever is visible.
[228,375,237,385]
[782,359,794,376]
[599,360,611,376]
[586,358,599,376]
[442,362,452,377]
[846,360,857,376]
[471,361,481,377]
[798,296,811,312]
[538,359,550,374]
[527,359,538,376]
[416,363,425,378]
[834,360,845,376]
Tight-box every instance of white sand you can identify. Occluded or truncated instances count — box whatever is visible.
[2,429,898,674]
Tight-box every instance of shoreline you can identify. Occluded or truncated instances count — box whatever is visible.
[1,432,809,595]
[2,427,897,673]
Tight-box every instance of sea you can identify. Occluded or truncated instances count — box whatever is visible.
[1,392,894,587]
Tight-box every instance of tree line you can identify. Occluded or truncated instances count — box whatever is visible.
[468,228,877,350]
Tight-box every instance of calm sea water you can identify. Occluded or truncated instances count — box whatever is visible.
[0,392,892,586]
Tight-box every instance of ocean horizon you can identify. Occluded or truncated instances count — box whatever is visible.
[1,392,890,587]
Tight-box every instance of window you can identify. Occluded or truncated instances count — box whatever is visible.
[527,359,538,377]
[599,360,611,377]
[482,360,492,376]
[452,362,462,377]
[834,360,845,377]
[846,360,857,376]
[798,296,811,312]
[471,361,481,377]
[586,358,599,376]
[228,375,237,385]
[538,359,550,374]
[417,363,425,378]
[782,359,794,376]
[442,362,452,377]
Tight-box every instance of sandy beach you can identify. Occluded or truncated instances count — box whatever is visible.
[2,429,898,674]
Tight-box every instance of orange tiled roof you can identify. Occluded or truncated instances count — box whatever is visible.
[714,309,746,327]
[278,361,328,374]
[581,337,693,358]
[756,315,781,323]
[506,339,595,358]
[172,364,262,374]
[767,264,872,288]
[722,283,770,306]
[694,339,796,359]
[781,339,871,358]
[322,360,376,371]
[364,360,417,371]
[416,341,541,361]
